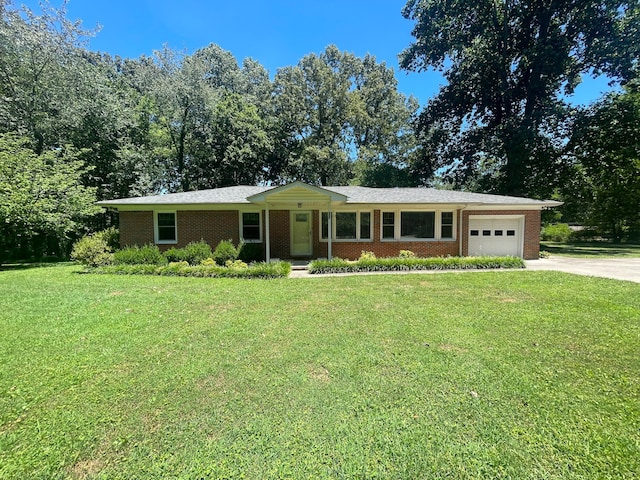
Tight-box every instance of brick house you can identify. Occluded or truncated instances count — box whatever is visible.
[97,181,561,261]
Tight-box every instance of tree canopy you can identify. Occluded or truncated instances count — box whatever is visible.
[401,0,639,197]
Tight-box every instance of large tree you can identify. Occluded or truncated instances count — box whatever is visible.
[0,134,99,262]
[400,0,639,196]
[272,46,418,186]
[567,83,640,241]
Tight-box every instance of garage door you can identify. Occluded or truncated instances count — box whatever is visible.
[468,216,523,257]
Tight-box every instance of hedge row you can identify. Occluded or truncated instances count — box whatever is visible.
[91,261,291,279]
[308,256,525,274]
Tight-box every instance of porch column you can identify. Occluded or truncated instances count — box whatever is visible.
[327,201,332,260]
[265,203,271,263]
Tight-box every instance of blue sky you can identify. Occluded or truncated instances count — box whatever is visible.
[23,0,613,106]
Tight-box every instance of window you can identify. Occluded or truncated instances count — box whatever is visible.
[321,211,371,241]
[321,212,330,240]
[155,212,176,243]
[507,230,516,236]
[336,212,356,239]
[241,212,261,241]
[401,211,435,239]
[382,212,395,239]
[495,230,503,236]
[470,230,479,236]
[483,230,491,236]
[441,212,454,238]
[360,212,371,239]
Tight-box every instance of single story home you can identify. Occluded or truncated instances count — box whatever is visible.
[97,181,561,261]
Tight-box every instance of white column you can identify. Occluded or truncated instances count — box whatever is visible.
[327,202,332,260]
[265,203,271,263]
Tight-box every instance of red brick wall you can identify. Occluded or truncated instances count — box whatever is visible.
[119,211,153,247]
[461,209,541,260]
[118,208,541,259]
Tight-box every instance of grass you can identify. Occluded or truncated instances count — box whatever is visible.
[541,241,640,257]
[1,266,639,478]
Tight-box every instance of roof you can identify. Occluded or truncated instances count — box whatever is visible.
[97,183,562,208]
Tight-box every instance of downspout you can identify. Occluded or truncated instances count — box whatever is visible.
[265,203,271,263]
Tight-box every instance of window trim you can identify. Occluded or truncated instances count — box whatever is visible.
[320,210,373,242]
[239,211,263,243]
[380,209,456,242]
[154,211,177,244]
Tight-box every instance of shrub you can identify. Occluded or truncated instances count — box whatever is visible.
[541,223,572,242]
[95,227,120,251]
[212,240,239,265]
[359,251,376,261]
[225,259,248,269]
[164,240,213,265]
[113,244,167,265]
[399,250,416,258]
[238,242,264,263]
[71,234,113,267]
[309,255,525,274]
[93,261,291,279]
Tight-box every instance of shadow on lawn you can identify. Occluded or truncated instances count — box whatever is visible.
[0,260,72,271]
[541,242,640,257]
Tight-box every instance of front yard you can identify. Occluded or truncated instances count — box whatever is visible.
[1,266,638,478]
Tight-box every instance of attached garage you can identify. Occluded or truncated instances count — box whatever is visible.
[468,215,524,257]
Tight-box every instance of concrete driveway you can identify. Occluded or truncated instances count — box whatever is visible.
[525,257,640,283]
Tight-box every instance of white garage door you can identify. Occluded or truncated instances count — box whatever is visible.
[468,216,523,257]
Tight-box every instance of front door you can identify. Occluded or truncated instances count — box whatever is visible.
[291,211,312,256]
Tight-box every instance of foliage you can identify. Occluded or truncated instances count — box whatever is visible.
[237,242,264,263]
[93,261,291,279]
[212,239,239,266]
[2,266,638,477]
[541,223,572,243]
[400,0,640,197]
[70,233,113,267]
[164,240,213,265]
[112,244,167,265]
[0,134,99,262]
[309,255,524,274]
[566,84,640,242]
[398,249,416,258]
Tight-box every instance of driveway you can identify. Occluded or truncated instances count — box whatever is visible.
[525,257,640,283]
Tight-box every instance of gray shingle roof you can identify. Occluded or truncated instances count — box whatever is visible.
[98,184,560,207]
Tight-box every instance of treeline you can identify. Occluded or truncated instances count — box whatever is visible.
[1,0,639,262]
[0,1,420,260]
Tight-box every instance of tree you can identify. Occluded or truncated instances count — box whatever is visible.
[400,0,640,196]
[567,84,640,241]
[0,134,99,261]
[0,0,97,153]
[272,46,418,186]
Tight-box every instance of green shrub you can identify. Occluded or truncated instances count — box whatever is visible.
[164,240,213,265]
[94,261,291,279]
[212,240,239,265]
[359,251,376,261]
[71,234,113,267]
[541,223,572,242]
[399,250,416,258]
[238,242,264,263]
[309,255,525,274]
[95,227,120,250]
[225,259,248,269]
[113,244,167,265]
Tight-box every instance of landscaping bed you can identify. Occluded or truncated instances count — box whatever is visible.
[309,253,525,274]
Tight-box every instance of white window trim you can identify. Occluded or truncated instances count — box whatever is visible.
[320,211,373,242]
[239,211,263,243]
[380,209,457,242]
[154,211,177,244]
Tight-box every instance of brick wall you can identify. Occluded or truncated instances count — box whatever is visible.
[461,209,541,260]
[177,211,239,249]
[119,211,153,247]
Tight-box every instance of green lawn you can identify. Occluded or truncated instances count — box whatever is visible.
[541,241,640,257]
[1,266,638,479]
